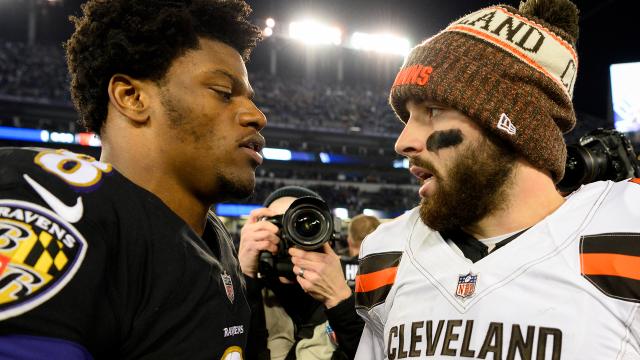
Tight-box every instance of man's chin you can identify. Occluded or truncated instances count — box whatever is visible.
[217,175,255,201]
[418,195,457,232]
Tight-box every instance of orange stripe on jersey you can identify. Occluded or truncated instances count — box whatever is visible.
[581,253,640,280]
[630,178,640,185]
[355,266,398,293]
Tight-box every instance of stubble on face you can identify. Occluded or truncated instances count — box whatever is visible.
[159,88,255,201]
[418,134,517,233]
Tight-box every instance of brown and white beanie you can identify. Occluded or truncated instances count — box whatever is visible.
[390,0,579,182]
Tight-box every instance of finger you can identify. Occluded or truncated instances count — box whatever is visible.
[252,239,279,254]
[243,229,281,245]
[292,265,301,277]
[289,247,326,263]
[322,242,336,255]
[301,269,319,283]
[290,257,325,274]
[253,219,280,232]
[292,265,305,281]
[246,207,278,223]
[296,275,313,293]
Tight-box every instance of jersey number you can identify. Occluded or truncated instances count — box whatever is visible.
[34,150,112,187]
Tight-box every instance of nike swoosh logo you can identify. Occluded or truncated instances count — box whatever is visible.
[23,174,84,224]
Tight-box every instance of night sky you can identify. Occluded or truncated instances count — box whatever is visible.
[0,0,636,121]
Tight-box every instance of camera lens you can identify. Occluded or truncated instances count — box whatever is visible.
[293,211,322,238]
[282,196,334,250]
[558,145,609,192]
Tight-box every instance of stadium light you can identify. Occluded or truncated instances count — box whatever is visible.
[351,32,410,55]
[266,18,276,28]
[262,147,292,161]
[263,27,273,37]
[289,20,342,45]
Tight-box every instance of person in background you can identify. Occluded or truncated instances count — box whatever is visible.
[346,214,381,259]
[340,214,381,289]
[239,186,364,359]
[0,0,265,358]
[355,0,640,359]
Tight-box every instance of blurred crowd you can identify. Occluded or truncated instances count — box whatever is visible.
[250,72,404,137]
[0,40,70,103]
[0,39,614,142]
[0,39,404,136]
[255,167,414,185]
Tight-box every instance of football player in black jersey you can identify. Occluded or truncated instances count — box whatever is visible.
[0,0,265,359]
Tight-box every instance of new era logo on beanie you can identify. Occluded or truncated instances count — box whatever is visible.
[497,113,517,135]
[389,0,579,183]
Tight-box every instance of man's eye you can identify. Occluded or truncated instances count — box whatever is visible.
[212,89,232,101]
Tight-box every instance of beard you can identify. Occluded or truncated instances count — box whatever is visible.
[418,136,517,233]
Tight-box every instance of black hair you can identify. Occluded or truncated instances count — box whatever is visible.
[65,0,262,134]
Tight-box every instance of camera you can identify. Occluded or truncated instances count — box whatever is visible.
[558,128,640,193]
[258,196,336,280]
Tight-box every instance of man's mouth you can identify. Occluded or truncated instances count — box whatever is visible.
[239,135,266,165]
[409,163,438,198]
[409,165,434,183]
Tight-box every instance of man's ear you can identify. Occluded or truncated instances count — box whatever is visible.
[107,74,153,124]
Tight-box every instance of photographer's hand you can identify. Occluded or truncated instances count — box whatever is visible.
[289,243,352,309]
[238,207,281,278]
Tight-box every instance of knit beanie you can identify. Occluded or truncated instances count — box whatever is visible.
[390,0,579,182]
[263,186,322,207]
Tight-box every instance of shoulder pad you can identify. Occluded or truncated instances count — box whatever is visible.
[0,148,112,193]
[359,207,419,257]
[578,179,640,303]
[355,208,420,311]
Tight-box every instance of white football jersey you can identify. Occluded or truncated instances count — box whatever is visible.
[355,179,640,360]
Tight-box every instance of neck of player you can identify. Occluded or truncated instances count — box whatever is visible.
[462,160,565,240]
[100,132,209,236]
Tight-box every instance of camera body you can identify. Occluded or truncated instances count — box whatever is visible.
[258,196,335,280]
[558,128,640,192]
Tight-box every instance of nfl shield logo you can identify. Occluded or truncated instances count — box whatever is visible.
[456,272,477,298]
[221,271,234,303]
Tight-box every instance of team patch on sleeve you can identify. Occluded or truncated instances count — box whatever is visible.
[355,252,402,310]
[580,233,640,302]
[0,200,87,320]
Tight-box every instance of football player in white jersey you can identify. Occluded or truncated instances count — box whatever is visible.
[354,0,640,359]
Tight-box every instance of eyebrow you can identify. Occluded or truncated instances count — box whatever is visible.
[406,97,449,108]
[208,69,255,100]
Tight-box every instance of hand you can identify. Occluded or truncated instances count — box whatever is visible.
[238,207,280,278]
[289,243,352,309]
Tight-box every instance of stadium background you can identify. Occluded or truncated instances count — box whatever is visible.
[1,0,638,244]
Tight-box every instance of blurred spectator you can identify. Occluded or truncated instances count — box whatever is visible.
[346,214,381,258]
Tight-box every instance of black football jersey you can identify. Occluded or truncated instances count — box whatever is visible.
[0,147,250,359]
